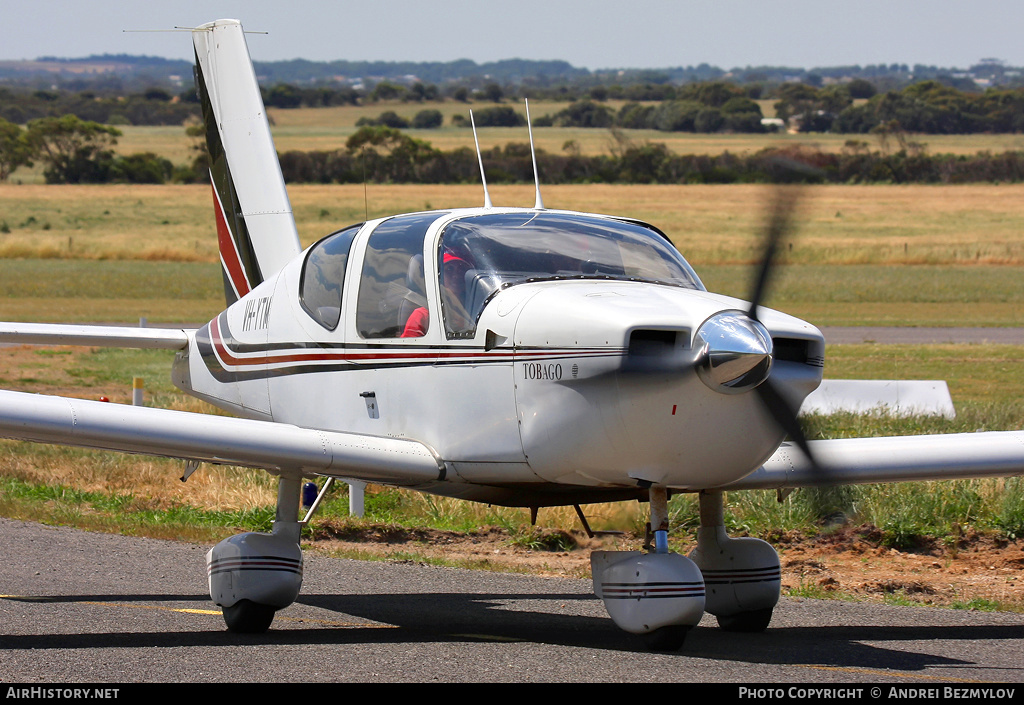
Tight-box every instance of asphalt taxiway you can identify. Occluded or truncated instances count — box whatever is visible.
[1,518,1022,683]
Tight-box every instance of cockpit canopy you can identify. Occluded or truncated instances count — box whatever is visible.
[438,212,703,337]
[300,210,704,340]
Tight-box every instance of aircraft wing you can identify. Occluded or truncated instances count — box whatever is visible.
[722,431,1024,490]
[0,390,444,483]
[0,322,192,350]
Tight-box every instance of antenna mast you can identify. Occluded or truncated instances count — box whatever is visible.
[525,99,544,210]
[470,111,493,209]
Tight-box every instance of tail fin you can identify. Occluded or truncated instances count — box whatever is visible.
[192,19,301,305]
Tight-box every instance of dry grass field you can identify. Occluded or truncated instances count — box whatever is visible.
[3,182,1024,265]
[2,181,1023,325]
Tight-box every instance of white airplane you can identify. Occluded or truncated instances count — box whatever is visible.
[2,19,1024,651]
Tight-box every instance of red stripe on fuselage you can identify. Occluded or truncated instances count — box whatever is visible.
[211,183,251,298]
[208,316,617,370]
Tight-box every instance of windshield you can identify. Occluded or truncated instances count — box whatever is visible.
[437,212,703,338]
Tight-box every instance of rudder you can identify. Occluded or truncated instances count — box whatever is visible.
[193,19,301,305]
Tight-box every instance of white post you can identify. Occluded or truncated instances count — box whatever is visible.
[132,377,144,406]
[348,480,365,518]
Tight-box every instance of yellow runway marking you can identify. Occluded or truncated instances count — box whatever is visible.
[0,595,396,629]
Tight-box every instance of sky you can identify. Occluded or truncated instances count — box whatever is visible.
[4,0,1024,71]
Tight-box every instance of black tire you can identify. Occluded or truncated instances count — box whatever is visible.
[222,599,276,633]
[716,607,773,633]
[641,625,690,651]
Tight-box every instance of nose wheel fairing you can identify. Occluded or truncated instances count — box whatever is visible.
[207,475,304,633]
[591,488,781,649]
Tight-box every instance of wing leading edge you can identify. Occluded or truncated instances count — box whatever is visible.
[0,322,192,350]
[723,432,1024,490]
[0,390,444,483]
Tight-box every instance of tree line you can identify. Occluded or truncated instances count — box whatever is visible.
[277,128,1024,186]
[7,52,1021,94]
[0,115,184,184]
[6,115,1024,187]
[0,86,199,126]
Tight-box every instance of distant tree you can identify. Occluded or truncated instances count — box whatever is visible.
[265,84,302,109]
[694,108,726,133]
[773,83,821,123]
[345,125,439,182]
[184,121,208,181]
[143,87,172,102]
[481,83,504,103]
[616,102,655,129]
[720,96,762,115]
[817,85,854,115]
[651,100,703,132]
[470,106,525,127]
[551,100,614,128]
[719,97,765,132]
[376,111,411,128]
[112,152,173,183]
[678,81,743,108]
[25,115,121,183]
[847,78,876,99]
[406,82,439,102]
[0,118,33,181]
[412,109,443,129]
[370,81,405,102]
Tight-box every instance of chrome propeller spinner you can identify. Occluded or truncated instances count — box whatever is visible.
[694,312,773,394]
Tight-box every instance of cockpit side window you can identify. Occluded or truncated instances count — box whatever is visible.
[299,224,361,331]
[357,212,446,339]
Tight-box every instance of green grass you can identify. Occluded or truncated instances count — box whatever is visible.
[951,597,1005,611]
[822,346,1024,406]
[699,263,1024,327]
[786,578,859,602]
[3,257,1024,326]
[699,264,1024,307]
[0,259,223,323]
[0,259,220,300]
[0,476,275,542]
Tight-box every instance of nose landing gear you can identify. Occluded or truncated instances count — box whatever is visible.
[591,487,781,649]
[689,491,780,633]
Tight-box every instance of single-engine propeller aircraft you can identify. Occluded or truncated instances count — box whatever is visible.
[2,19,1024,650]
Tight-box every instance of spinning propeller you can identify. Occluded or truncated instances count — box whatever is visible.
[740,185,820,467]
[627,182,822,470]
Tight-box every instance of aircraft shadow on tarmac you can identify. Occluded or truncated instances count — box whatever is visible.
[2,590,1022,673]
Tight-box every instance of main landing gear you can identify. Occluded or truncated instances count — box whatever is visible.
[207,475,304,633]
[591,488,781,650]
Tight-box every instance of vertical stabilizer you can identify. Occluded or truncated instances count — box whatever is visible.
[193,19,301,305]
